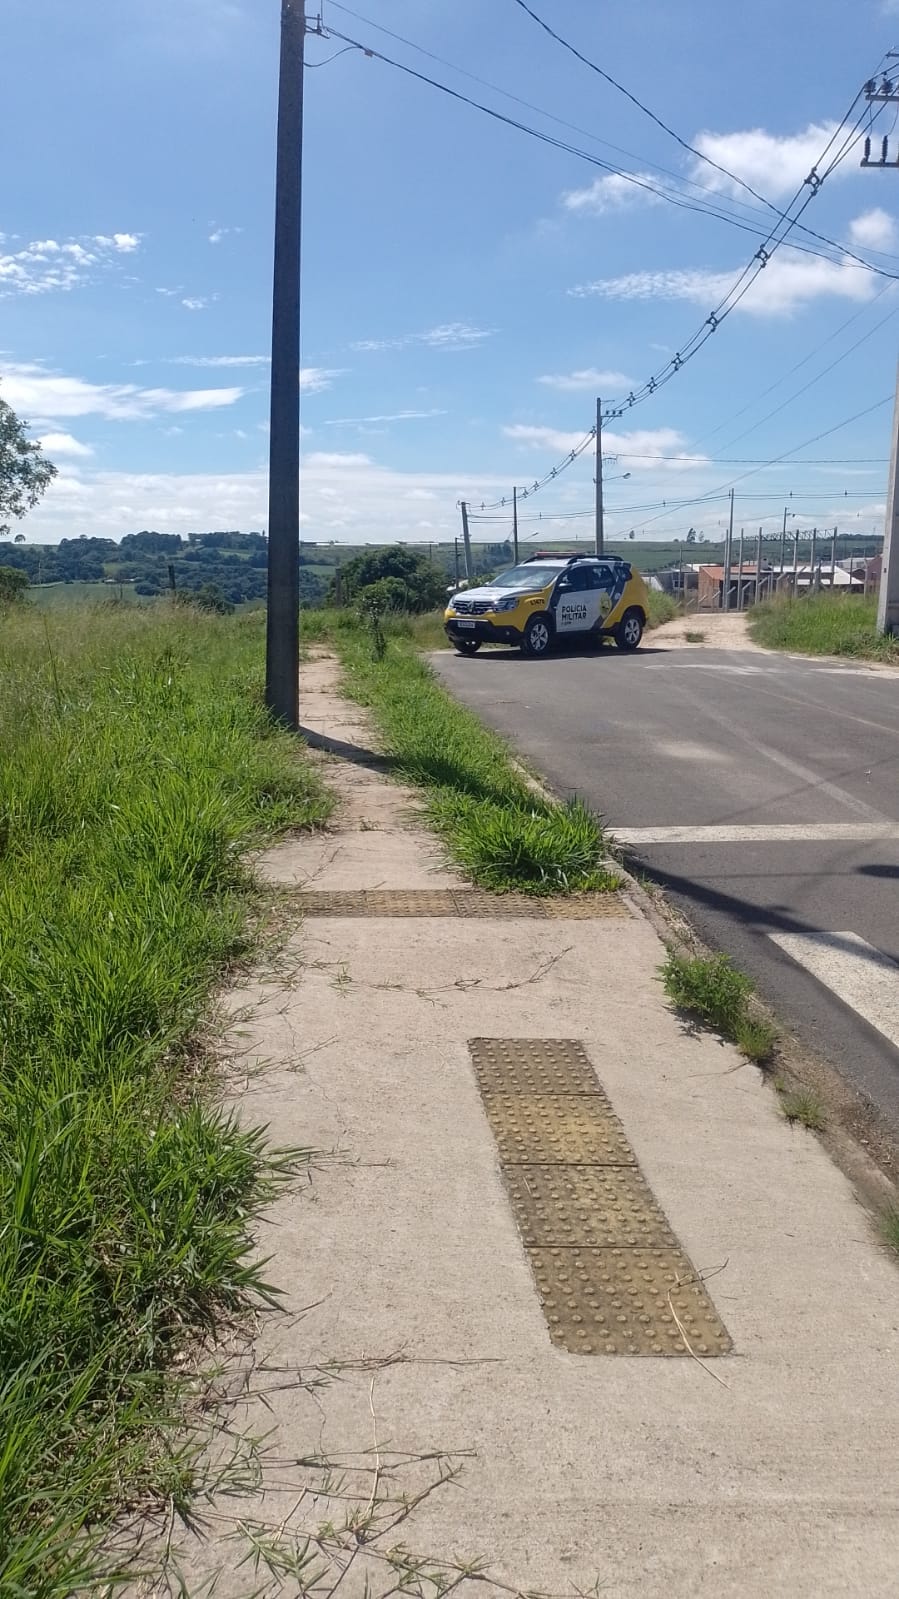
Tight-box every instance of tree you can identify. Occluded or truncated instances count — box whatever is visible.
[327,545,446,612]
[0,565,30,604]
[0,397,56,536]
[685,527,697,544]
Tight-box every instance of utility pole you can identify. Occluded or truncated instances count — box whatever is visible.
[810,527,818,591]
[512,485,519,564]
[736,528,745,610]
[266,0,307,728]
[722,487,734,611]
[792,525,800,598]
[861,69,899,632]
[879,360,899,632]
[459,501,473,581]
[594,397,604,557]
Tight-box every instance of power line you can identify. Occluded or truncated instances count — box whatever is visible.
[692,281,897,449]
[628,394,894,532]
[323,0,867,255]
[322,20,895,276]
[510,0,894,277]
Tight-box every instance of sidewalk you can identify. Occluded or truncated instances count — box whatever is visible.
[160,651,899,1599]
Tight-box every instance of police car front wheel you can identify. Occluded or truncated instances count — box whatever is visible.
[521,615,553,657]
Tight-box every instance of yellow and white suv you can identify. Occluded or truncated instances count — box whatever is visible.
[444,553,649,658]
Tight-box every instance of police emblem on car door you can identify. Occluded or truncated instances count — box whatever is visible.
[553,565,603,633]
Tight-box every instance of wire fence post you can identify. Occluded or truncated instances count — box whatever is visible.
[722,487,734,611]
[755,527,763,606]
[792,525,800,598]
[736,528,745,610]
[830,525,838,588]
[811,527,818,592]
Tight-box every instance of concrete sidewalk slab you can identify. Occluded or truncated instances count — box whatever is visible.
[152,651,899,1599]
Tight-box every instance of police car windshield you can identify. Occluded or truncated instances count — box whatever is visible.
[490,562,566,590]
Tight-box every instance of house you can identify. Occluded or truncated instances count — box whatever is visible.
[698,563,776,610]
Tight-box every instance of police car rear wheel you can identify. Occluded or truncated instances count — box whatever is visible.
[454,637,481,656]
[614,608,644,651]
[522,615,552,657]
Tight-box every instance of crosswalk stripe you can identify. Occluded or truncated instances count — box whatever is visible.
[614,823,899,845]
[768,931,899,1052]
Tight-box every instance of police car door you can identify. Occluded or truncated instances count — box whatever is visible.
[553,564,602,634]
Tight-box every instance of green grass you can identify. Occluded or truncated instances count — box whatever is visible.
[645,590,680,628]
[881,1205,899,1256]
[777,1084,827,1131]
[0,602,330,1596]
[660,950,777,1063]
[305,612,618,895]
[749,593,899,663]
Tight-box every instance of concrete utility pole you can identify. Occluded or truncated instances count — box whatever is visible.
[879,360,899,631]
[266,0,307,728]
[722,487,734,611]
[594,397,605,557]
[512,485,519,564]
[459,500,474,581]
[861,69,899,632]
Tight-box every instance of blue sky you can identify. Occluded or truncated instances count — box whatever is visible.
[4,0,899,546]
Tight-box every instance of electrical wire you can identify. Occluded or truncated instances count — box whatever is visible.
[323,0,868,255]
[510,0,895,276]
[321,21,895,277]
[627,394,893,533]
[692,281,897,449]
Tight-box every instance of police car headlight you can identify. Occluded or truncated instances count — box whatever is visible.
[493,595,521,611]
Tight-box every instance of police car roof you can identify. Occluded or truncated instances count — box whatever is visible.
[524,552,625,564]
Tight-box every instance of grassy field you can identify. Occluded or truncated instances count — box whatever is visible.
[749,593,899,662]
[0,602,330,1595]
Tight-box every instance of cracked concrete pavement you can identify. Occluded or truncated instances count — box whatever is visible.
[154,652,899,1599]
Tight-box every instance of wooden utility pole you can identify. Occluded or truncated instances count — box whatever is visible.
[459,501,473,580]
[266,0,306,728]
[512,485,519,564]
[594,397,605,556]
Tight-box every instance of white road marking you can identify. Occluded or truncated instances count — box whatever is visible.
[768,931,899,1052]
[614,823,899,845]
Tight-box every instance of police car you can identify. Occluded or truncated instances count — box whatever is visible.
[444,552,650,658]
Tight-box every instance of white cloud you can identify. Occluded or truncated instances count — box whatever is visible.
[562,173,662,214]
[351,322,495,353]
[324,408,446,425]
[2,362,243,420]
[181,296,210,311]
[503,423,705,471]
[503,424,589,454]
[570,248,876,317]
[537,368,635,393]
[208,225,243,245]
[38,431,94,458]
[0,232,142,297]
[166,354,270,368]
[848,207,898,251]
[20,454,510,544]
[301,367,343,392]
[688,123,841,200]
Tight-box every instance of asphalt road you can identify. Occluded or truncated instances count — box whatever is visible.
[433,636,899,1131]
